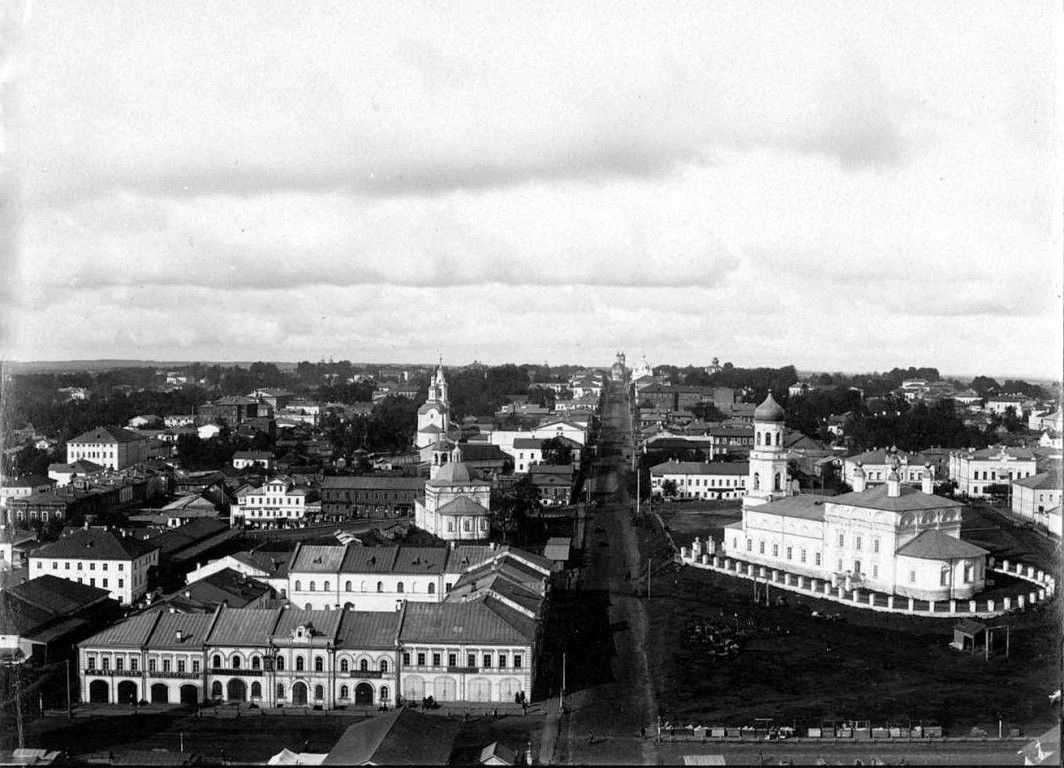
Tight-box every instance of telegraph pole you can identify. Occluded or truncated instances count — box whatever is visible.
[66,658,72,719]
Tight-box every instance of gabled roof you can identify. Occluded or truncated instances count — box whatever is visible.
[512,438,544,449]
[321,475,425,491]
[445,545,495,572]
[158,569,272,613]
[68,426,148,444]
[32,528,157,561]
[895,529,988,560]
[323,708,459,766]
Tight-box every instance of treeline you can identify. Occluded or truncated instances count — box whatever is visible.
[844,399,991,452]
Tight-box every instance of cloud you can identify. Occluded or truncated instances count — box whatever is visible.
[15,184,742,298]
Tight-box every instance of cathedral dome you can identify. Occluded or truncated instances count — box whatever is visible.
[428,461,473,485]
[754,393,785,422]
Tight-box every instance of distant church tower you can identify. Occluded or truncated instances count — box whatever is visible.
[416,362,452,460]
[744,393,791,507]
[611,351,627,382]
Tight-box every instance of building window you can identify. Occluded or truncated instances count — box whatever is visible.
[514,654,522,669]
[275,657,284,671]
[800,549,806,563]
[295,581,302,591]
[397,582,404,593]
[499,654,507,668]
[193,660,200,673]
[87,657,96,671]
[428,583,435,594]
[468,654,476,668]
[213,654,221,668]
[772,544,778,557]
[838,533,845,547]
[315,657,324,672]
[786,547,792,561]
[345,581,352,592]
[232,656,241,669]
[872,565,878,579]
[380,686,389,702]
[115,658,123,671]
[759,541,765,554]
[402,652,410,666]
[873,539,880,554]
[296,656,305,672]
[340,685,349,699]
[910,570,916,584]
[314,685,324,701]
[377,582,383,593]
[360,659,369,672]
[432,653,441,667]
[417,653,426,667]
[746,539,752,552]
[855,536,862,551]
[309,581,316,592]
[340,659,349,673]
[815,552,821,567]
[178,660,186,673]
[162,659,171,673]
[251,656,261,670]
[380,660,388,673]
[102,658,110,671]
[448,653,457,668]
[483,654,492,669]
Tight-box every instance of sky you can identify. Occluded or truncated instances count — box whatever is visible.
[0,1,1061,379]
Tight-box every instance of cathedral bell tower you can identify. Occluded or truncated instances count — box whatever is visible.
[744,393,791,508]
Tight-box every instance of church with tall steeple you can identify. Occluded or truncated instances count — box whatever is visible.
[415,362,460,462]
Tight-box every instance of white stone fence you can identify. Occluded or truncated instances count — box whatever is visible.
[679,538,1056,619]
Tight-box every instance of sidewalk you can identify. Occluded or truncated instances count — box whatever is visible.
[537,697,562,765]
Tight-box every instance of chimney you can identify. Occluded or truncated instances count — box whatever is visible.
[921,463,934,495]
[852,463,867,493]
[886,471,901,498]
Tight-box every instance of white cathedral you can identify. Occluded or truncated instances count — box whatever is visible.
[721,394,989,601]
[412,364,492,541]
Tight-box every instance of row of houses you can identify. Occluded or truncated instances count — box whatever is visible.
[78,545,551,707]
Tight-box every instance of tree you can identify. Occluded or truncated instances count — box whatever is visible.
[690,402,725,422]
[970,376,1000,396]
[661,479,678,499]
[540,437,573,466]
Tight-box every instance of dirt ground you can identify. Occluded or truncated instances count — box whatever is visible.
[17,707,544,763]
[645,504,1061,737]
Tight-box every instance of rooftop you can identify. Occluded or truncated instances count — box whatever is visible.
[68,426,148,444]
[895,529,989,560]
[32,528,157,561]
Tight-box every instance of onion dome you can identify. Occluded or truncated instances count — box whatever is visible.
[754,393,785,423]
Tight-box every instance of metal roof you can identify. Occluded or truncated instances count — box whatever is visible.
[751,495,829,522]
[146,611,217,650]
[399,596,536,645]
[271,607,343,641]
[831,484,966,513]
[334,610,401,649]
[81,611,161,649]
[895,529,988,560]
[291,544,348,573]
[340,546,399,573]
[207,606,283,647]
[32,528,157,561]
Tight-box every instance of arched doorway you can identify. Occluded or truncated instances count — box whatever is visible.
[467,677,490,702]
[292,682,308,706]
[498,678,521,702]
[434,676,456,702]
[117,681,138,705]
[354,683,373,705]
[180,685,199,705]
[89,680,109,703]
[151,683,168,704]
[227,678,247,702]
[402,675,424,702]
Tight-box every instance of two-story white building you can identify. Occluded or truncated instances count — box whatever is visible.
[230,476,319,528]
[29,527,159,605]
[948,446,1038,497]
[842,448,934,487]
[1011,469,1062,537]
[65,426,149,471]
[649,461,748,500]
